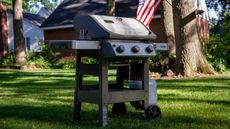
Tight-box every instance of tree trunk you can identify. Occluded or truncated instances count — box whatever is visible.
[13,0,26,65]
[172,0,215,76]
[162,0,175,56]
[106,0,115,16]
[0,2,8,57]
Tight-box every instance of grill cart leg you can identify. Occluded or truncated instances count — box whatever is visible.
[73,100,82,121]
[143,59,150,110]
[73,52,82,121]
[142,59,161,119]
[99,103,108,126]
[99,57,109,126]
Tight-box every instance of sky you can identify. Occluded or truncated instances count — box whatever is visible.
[209,9,219,19]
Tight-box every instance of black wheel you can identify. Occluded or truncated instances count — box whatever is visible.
[112,103,127,115]
[145,105,161,119]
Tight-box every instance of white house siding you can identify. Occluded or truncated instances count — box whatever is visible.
[7,12,43,53]
[7,12,14,52]
[23,19,44,52]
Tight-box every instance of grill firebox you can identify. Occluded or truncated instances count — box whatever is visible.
[72,15,167,126]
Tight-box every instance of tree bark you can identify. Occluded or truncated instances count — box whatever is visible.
[13,0,26,65]
[106,0,115,16]
[172,0,215,76]
[162,0,175,56]
[0,2,8,57]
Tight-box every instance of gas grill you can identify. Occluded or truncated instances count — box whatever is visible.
[71,15,168,126]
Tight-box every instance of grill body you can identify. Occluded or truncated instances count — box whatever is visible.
[74,15,156,40]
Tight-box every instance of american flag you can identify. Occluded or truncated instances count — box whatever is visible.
[136,0,163,28]
[195,0,209,41]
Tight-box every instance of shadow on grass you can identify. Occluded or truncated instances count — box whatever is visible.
[159,94,230,106]
[0,70,114,100]
[159,84,230,92]
[158,77,230,84]
[0,104,98,127]
[0,104,229,128]
[157,76,230,92]
[0,104,143,127]
[0,69,74,84]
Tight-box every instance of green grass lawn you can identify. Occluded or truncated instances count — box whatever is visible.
[0,69,229,129]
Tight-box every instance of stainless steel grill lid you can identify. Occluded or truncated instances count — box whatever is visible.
[74,15,157,40]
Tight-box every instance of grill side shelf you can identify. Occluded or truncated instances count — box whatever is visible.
[72,40,101,50]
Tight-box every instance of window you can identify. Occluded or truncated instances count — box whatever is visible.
[25,37,30,51]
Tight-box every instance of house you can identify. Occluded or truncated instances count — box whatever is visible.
[0,1,51,57]
[40,0,165,56]
[7,11,46,52]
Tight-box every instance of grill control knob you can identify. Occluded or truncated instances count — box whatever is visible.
[146,45,154,53]
[131,45,140,53]
[116,45,125,53]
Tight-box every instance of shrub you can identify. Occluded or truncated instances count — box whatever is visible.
[38,41,60,66]
[81,57,97,64]
[24,50,51,69]
[149,51,165,72]
[0,52,15,66]
[23,56,51,69]
[23,40,77,69]
[54,59,76,69]
[22,40,60,69]
[205,35,228,72]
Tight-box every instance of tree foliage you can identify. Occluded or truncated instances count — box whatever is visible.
[0,0,10,4]
[26,0,59,11]
[206,0,229,11]
[204,0,230,70]
[206,13,230,71]
[1,0,30,10]
[206,0,229,19]
[1,0,60,12]
[0,0,12,9]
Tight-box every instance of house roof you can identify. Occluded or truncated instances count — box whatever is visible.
[40,0,139,29]
[37,7,52,18]
[23,12,46,26]
[7,10,46,26]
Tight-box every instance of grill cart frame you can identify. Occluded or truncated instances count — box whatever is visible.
[73,49,153,126]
